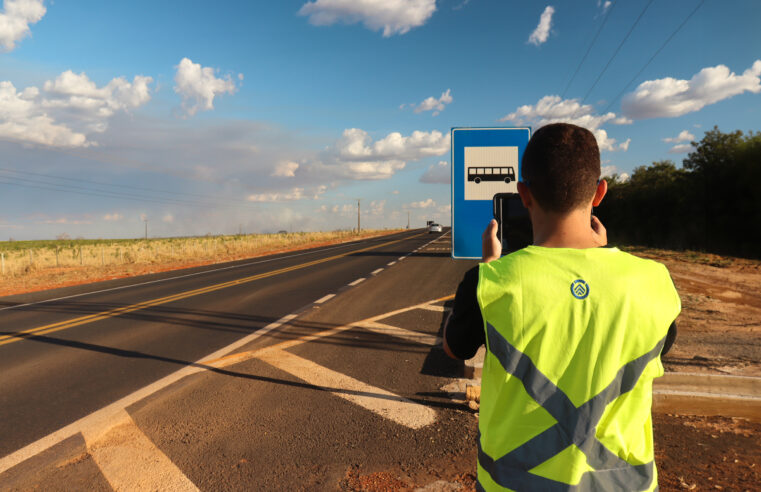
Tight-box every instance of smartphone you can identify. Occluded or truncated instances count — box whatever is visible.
[492,192,532,254]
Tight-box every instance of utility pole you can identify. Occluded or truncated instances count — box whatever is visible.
[407,211,410,229]
[355,199,361,233]
[144,218,148,240]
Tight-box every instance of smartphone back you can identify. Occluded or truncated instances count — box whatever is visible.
[493,193,532,254]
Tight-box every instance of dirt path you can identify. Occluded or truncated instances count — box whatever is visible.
[624,247,761,377]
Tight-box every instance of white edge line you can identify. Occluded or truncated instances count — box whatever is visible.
[0,312,298,474]
[371,268,383,276]
[348,278,365,286]
[0,240,381,313]
[314,293,335,304]
[0,231,433,469]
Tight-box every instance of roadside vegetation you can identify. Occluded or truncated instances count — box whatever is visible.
[598,127,761,258]
[0,229,403,296]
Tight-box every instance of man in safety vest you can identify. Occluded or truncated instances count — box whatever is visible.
[444,123,680,491]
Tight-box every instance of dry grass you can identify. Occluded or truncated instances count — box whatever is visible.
[0,229,403,296]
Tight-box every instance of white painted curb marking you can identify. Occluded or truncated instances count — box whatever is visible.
[258,349,436,429]
[84,409,199,491]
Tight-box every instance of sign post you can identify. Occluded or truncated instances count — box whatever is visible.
[451,127,531,259]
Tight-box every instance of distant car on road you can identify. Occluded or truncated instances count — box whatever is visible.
[427,223,442,233]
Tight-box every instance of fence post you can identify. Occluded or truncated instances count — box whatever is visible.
[56,247,60,267]
[79,246,83,265]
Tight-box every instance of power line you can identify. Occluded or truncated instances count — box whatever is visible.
[561,1,617,99]
[0,175,249,210]
[0,167,253,207]
[603,0,706,114]
[0,172,201,207]
[578,0,656,108]
[0,178,209,208]
[0,173,220,208]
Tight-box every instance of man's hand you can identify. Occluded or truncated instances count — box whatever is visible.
[482,219,501,262]
[591,215,607,247]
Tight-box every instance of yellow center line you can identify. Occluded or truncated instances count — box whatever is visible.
[0,233,425,347]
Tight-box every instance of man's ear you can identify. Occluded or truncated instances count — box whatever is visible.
[592,179,608,207]
[517,181,532,209]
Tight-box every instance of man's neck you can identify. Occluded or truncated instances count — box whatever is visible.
[532,208,599,249]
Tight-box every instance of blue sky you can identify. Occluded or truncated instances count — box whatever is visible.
[1,0,760,239]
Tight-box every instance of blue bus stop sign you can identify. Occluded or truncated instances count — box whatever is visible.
[451,127,531,259]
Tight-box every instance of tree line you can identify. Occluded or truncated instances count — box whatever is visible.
[597,127,761,258]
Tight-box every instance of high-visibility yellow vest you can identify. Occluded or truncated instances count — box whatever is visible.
[476,245,681,491]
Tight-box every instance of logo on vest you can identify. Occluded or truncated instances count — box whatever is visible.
[571,279,589,299]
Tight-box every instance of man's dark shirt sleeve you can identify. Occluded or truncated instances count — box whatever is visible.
[444,266,678,360]
[445,266,485,360]
[662,320,677,356]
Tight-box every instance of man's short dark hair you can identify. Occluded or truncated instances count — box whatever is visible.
[521,123,601,214]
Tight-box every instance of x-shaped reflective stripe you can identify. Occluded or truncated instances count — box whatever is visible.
[478,322,666,491]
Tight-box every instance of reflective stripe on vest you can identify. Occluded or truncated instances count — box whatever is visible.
[478,322,666,491]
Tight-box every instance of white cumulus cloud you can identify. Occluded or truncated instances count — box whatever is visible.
[298,0,436,37]
[668,144,694,154]
[663,130,695,143]
[414,89,452,115]
[528,6,554,46]
[0,0,45,51]
[42,70,152,132]
[368,199,386,216]
[0,70,152,147]
[622,60,761,119]
[272,160,300,177]
[247,186,326,203]
[103,213,123,221]
[174,57,237,116]
[319,128,449,180]
[420,160,450,184]
[407,198,435,209]
[499,95,631,152]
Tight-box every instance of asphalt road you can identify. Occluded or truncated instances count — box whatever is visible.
[0,229,445,461]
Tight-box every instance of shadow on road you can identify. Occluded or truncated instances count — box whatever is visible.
[0,328,462,411]
[0,304,436,355]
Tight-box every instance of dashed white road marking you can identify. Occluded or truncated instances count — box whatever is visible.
[371,268,383,275]
[348,278,365,286]
[84,409,198,491]
[387,261,397,266]
[0,240,375,313]
[257,349,436,429]
[314,293,336,304]
[398,256,406,261]
[360,321,441,347]
[1,285,456,484]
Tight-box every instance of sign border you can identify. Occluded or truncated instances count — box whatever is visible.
[450,126,531,259]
